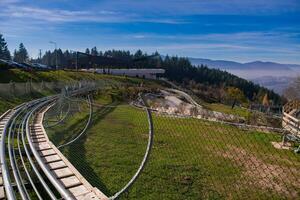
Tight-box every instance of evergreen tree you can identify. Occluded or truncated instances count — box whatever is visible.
[32,47,282,104]
[56,49,64,66]
[63,50,71,68]
[85,48,90,54]
[134,49,143,59]
[13,43,28,63]
[42,51,52,66]
[91,47,98,56]
[0,34,11,60]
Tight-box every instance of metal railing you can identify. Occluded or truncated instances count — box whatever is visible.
[0,81,103,199]
[1,81,299,199]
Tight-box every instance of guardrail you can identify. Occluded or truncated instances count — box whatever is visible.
[1,81,154,199]
[282,100,300,152]
[109,94,154,199]
[0,84,107,199]
[282,100,300,136]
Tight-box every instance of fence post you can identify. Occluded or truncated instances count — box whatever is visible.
[28,79,32,95]
[41,81,45,91]
[9,81,16,97]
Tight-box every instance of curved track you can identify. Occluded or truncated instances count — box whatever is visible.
[0,88,108,199]
[0,87,154,199]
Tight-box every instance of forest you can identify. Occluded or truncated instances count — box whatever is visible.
[0,34,282,104]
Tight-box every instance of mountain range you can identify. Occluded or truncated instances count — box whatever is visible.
[189,58,300,71]
[188,58,300,94]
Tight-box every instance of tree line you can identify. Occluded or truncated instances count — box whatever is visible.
[0,33,282,104]
[0,34,29,63]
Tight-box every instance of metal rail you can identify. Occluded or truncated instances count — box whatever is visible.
[17,114,43,200]
[1,98,57,200]
[109,94,154,199]
[0,109,13,199]
[26,99,74,200]
[1,106,21,200]
[22,101,58,200]
[58,95,93,149]
[44,102,71,128]
[1,85,151,199]
[7,108,28,199]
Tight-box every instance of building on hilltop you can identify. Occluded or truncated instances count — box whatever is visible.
[83,68,165,79]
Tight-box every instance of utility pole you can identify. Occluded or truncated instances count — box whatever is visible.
[39,49,42,62]
[49,41,58,70]
[76,51,78,71]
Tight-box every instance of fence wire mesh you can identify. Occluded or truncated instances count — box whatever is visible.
[42,86,300,200]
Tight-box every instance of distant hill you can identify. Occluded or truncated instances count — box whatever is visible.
[189,57,300,94]
[189,58,300,71]
[251,76,294,95]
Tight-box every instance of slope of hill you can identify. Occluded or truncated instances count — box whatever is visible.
[7,47,282,102]
[189,58,244,69]
[251,76,294,95]
[189,58,300,94]
[45,90,299,199]
[0,69,161,114]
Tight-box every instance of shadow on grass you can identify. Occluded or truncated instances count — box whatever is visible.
[60,102,119,196]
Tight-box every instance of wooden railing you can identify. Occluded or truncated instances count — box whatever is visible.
[282,100,300,137]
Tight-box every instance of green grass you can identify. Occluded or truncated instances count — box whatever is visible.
[46,95,300,200]
[0,69,163,115]
[0,69,162,85]
[1,69,297,199]
[203,102,250,118]
[0,93,48,114]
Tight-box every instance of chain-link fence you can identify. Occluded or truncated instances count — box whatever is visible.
[42,86,300,200]
[0,81,64,98]
[0,78,127,97]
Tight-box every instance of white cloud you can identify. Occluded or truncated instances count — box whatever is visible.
[133,35,146,39]
[127,31,300,47]
[1,6,127,23]
[0,4,185,24]
[0,0,20,4]
[98,0,300,16]
[1,1,299,64]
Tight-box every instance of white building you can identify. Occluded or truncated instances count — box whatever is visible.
[89,68,165,79]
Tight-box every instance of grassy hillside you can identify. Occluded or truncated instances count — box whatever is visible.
[0,69,158,84]
[46,92,300,200]
[0,69,162,114]
[203,102,250,118]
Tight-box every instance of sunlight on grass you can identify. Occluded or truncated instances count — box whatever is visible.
[204,102,250,118]
[46,98,300,199]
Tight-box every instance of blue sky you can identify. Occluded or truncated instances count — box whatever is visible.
[0,0,300,64]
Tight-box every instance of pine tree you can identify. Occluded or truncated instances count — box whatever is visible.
[91,47,98,56]
[14,43,28,63]
[85,48,90,54]
[134,49,143,58]
[19,43,28,62]
[13,49,18,62]
[56,49,64,66]
[0,34,11,60]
